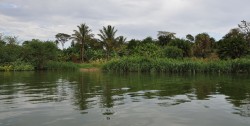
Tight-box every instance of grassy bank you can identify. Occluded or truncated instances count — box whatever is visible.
[45,61,79,70]
[0,61,34,71]
[0,60,104,71]
[43,60,104,71]
[0,61,79,71]
[78,59,106,69]
[102,57,250,73]
[0,65,34,71]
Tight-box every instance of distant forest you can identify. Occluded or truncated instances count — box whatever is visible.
[0,20,250,70]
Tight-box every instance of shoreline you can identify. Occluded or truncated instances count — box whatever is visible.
[79,68,101,72]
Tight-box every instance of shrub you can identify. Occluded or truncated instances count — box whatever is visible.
[22,39,58,69]
[168,38,192,57]
[0,60,34,71]
[132,43,163,58]
[45,61,79,70]
[164,46,183,59]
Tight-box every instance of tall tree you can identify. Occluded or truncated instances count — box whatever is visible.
[238,20,250,33]
[238,20,250,47]
[193,33,214,58]
[22,39,58,69]
[117,36,127,45]
[0,33,6,46]
[157,31,176,46]
[98,25,122,59]
[0,34,21,63]
[186,34,194,42]
[4,35,19,45]
[217,28,248,59]
[71,23,93,62]
[55,33,71,49]
[142,36,155,44]
[168,38,192,57]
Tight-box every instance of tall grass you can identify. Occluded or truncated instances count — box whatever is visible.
[0,61,34,71]
[102,57,250,73]
[45,61,79,70]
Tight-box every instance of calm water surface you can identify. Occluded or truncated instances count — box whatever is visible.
[0,71,250,126]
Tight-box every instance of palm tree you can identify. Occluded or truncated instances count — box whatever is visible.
[71,23,93,62]
[98,25,120,59]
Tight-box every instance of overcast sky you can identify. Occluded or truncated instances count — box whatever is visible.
[1,0,250,46]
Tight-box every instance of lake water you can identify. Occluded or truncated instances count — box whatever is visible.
[0,71,250,126]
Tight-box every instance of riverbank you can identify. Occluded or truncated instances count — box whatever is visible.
[0,61,103,72]
[102,57,250,73]
[2,57,250,73]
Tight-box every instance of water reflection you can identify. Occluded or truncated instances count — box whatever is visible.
[0,71,250,121]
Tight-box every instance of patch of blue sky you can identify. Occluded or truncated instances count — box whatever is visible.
[0,3,18,9]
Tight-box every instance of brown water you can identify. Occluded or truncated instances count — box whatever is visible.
[0,71,250,126]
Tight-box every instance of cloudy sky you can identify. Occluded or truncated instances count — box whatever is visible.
[1,0,250,45]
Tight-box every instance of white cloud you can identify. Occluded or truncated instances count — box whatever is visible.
[1,0,250,43]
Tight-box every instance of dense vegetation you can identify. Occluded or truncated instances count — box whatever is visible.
[0,21,250,72]
[103,57,250,73]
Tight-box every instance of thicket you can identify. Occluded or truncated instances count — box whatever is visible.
[103,57,250,73]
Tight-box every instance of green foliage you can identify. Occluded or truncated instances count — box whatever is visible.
[98,25,125,59]
[0,44,22,63]
[2,35,19,45]
[127,39,140,50]
[132,43,163,58]
[10,60,34,71]
[0,34,22,63]
[86,38,103,50]
[2,22,250,72]
[0,33,6,46]
[142,37,155,44]
[78,63,96,69]
[85,49,105,61]
[62,44,81,62]
[168,38,191,57]
[217,29,249,59]
[55,33,71,49]
[157,31,176,46]
[164,46,183,59]
[103,57,250,73]
[102,56,152,72]
[193,33,214,58]
[127,39,141,55]
[22,39,58,69]
[45,61,79,70]
[186,34,194,42]
[72,23,94,62]
[0,60,34,71]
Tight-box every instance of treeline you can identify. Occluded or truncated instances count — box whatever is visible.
[0,21,250,71]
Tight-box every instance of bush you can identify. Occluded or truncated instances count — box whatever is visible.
[22,39,58,69]
[217,36,249,59]
[164,46,183,59]
[0,44,22,64]
[168,38,191,57]
[0,60,34,71]
[85,49,105,61]
[132,43,163,58]
[45,61,79,70]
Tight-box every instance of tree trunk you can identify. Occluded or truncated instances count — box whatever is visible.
[80,43,84,63]
[82,43,84,62]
